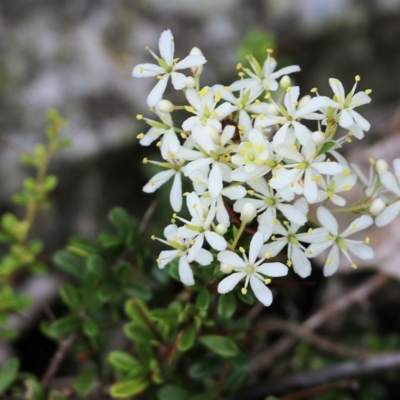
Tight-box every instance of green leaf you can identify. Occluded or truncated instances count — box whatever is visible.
[178,323,197,352]
[188,357,220,379]
[317,140,336,156]
[199,335,239,358]
[86,254,108,277]
[150,308,179,324]
[218,292,236,319]
[98,232,123,248]
[60,284,80,310]
[48,389,68,400]
[110,379,149,398]
[158,384,190,400]
[53,250,84,278]
[82,319,99,338]
[108,351,141,372]
[43,175,58,191]
[124,282,152,301]
[124,322,155,344]
[48,315,81,338]
[125,299,150,323]
[0,357,19,393]
[108,207,137,236]
[196,288,210,311]
[72,370,95,397]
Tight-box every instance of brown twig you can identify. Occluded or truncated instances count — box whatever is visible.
[256,318,369,359]
[250,273,390,373]
[234,351,400,399]
[41,331,79,389]
[280,380,359,400]
[138,199,158,235]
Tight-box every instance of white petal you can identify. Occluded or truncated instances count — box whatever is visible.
[306,241,333,258]
[249,276,273,306]
[339,109,354,128]
[147,75,169,107]
[158,249,178,269]
[277,203,307,226]
[249,232,264,264]
[380,171,400,196]
[375,201,400,227]
[195,248,213,266]
[218,272,246,293]
[260,240,287,258]
[170,173,182,212]
[132,63,164,77]
[159,29,174,66]
[209,162,223,198]
[205,231,227,251]
[175,54,207,70]
[323,245,340,276]
[291,246,312,278]
[317,206,338,235]
[143,169,175,193]
[342,215,373,236]
[351,110,370,132]
[171,71,187,90]
[346,240,374,260]
[217,251,245,269]
[179,257,195,286]
[256,262,288,277]
[312,161,343,175]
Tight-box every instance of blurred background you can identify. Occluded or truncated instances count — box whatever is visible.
[2,0,400,396]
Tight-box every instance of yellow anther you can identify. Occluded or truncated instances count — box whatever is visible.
[286,260,292,267]
[184,105,195,113]
[343,185,352,191]
[308,228,313,234]
[142,157,148,164]
[264,252,271,259]
[365,89,372,95]
[136,133,144,140]
[365,236,370,244]
[267,48,274,54]
[241,288,247,295]
[236,62,242,70]
[264,278,271,284]
[342,168,352,176]
[368,157,376,165]
[239,247,245,253]
[351,263,358,269]
[310,87,318,93]
[156,141,161,147]
[355,75,360,82]
[238,71,245,77]
[136,114,143,120]
[286,86,292,92]
[215,91,222,102]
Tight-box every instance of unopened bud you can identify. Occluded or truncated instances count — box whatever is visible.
[375,159,388,174]
[266,104,279,116]
[190,47,204,75]
[311,131,326,146]
[298,95,311,109]
[280,75,291,89]
[215,223,228,235]
[185,76,196,89]
[240,203,257,224]
[369,198,386,216]
[156,99,174,113]
[220,263,233,274]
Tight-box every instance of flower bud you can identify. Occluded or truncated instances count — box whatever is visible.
[369,198,386,216]
[156,99,174,113]
[298,95,311,109]
[185,76,196,89]
[220,263,233,274]
[266,104,279,116]
[240,203,257,224]
[375,159,388,174]
[215,223,228,235]
[311,131,326,146]
[280,75,291,90]
[190,47,204,75]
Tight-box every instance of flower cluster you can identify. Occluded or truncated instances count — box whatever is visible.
[133,29,399,306]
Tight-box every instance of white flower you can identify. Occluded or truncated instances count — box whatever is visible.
[182,86,236,132]
[375,158,400,226]
[234,178,307,240]
[132,30,207,106]
[175,192,227,252]
[155,224,213,286]
[230,128,275,182]
[255,86,329,147]
[260,202,311,278]
[301,206,374,276]
[316,168,357,206]
[217,232,288,306]
[142,157,187,212]
[230,54,300,96]
[327,77,371,139]
[269,141,343,204]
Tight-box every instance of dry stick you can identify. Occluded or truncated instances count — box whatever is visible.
[236,351,400,399]
[41,332,79,389]
[280,380,359,400]
[256,318,369,359]
[250,273,390,374]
